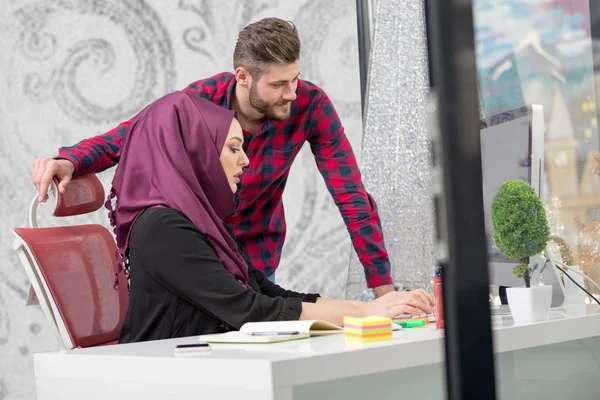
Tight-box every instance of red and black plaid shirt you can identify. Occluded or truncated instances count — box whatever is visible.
[57,72,392,288]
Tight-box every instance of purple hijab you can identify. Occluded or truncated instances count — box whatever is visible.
[106,91,250,285]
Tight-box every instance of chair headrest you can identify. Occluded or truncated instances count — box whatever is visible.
[53,174,105,217]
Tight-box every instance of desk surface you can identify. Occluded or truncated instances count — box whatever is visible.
[35,305,600,391]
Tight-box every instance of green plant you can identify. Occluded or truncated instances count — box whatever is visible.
[491,180,550,287]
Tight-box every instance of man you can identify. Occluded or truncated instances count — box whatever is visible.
[32,17,394,297]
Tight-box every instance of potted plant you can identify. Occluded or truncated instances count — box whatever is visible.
[491,179,551,322]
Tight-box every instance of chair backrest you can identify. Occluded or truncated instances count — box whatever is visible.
[12,174,128,349]
[29,173,106,227]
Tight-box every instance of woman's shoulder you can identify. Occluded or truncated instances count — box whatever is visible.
[135,206,189,227]
[131,207,204,244]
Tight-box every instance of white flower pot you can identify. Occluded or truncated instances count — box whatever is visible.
[506,285,552,323]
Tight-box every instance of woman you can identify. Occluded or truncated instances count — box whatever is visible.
[107,91,433,343]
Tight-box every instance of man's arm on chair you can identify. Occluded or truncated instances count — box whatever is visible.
[31,120,130,202]
[31,79,216,201]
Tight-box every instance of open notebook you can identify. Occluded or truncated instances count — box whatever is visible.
[198,320,343,344]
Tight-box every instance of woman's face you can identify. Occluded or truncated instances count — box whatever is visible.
[220,118,249,193]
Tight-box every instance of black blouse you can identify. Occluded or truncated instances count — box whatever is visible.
[119,207,319,344]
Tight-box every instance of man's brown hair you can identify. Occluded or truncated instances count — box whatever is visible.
[233,18,301,78]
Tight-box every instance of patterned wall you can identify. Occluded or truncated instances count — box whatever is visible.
[0,1,363,398]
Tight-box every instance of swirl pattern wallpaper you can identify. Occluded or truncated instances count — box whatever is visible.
[0,1,363,398]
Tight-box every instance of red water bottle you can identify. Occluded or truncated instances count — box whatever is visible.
[434,266,444,330]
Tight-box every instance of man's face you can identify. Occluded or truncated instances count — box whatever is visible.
[248,61,300,121]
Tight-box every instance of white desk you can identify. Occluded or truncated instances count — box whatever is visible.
[34,305,600,400]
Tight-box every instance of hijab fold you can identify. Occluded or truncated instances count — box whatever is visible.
[105,91,250,286]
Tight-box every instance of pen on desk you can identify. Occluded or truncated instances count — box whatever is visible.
[250,331,300,336]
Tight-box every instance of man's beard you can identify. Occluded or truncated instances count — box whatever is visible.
[249,81,292,121]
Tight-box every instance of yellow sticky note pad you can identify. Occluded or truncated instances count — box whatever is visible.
[343,316,392,328]
[343,316,393,343]
[345,333,392,343]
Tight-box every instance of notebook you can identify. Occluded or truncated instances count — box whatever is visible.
[240,320,343,336]
[198,320,343,344]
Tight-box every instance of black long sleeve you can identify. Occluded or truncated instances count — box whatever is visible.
[250,267,319,301]
[223,223,320,303]
[119,207,319,343]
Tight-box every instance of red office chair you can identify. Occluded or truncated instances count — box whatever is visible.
[12,174,128,349]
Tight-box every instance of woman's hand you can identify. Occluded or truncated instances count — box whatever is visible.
[363,289,435,318]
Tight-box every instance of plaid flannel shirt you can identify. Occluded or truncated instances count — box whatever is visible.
[57,72,392,288]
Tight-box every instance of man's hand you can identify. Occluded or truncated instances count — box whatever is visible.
[364,289,434,318]
[372,284,395,299]
[32,158,75,202]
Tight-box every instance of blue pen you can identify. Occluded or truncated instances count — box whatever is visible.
[250,331,300,336]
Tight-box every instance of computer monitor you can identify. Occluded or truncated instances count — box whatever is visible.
[480,105,544,287]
